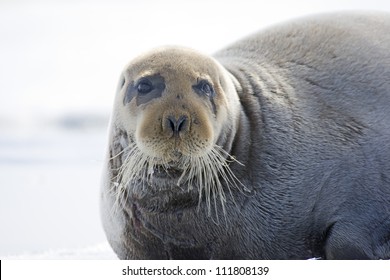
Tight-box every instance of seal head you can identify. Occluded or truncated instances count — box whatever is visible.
[108,46,242,215]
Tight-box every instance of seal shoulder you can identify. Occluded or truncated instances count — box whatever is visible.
[215,12,390,131]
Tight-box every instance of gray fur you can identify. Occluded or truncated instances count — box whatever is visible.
[101,12,390,259]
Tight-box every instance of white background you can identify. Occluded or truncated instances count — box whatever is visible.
[1,0,390,258]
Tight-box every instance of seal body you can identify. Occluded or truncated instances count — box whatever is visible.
[101,12,390,259]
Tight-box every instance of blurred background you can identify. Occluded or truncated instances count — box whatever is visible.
[1,0,390,259]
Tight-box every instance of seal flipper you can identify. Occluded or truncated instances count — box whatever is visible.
[323,220,390,259]
[372,218,390,259]
[324,223,373,259]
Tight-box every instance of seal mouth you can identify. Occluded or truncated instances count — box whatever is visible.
[153,164,184,179]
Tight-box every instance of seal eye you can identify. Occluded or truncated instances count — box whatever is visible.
[201,82,213,95]
[137,79,153,94]
[193,80,215,97]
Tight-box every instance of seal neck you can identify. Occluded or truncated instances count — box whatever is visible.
[218,61,267,172]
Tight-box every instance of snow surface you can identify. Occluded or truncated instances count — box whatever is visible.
[2,242,117,260]
[1,0,390,259]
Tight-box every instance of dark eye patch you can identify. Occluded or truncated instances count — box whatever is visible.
[123,74,165,106]
[192,79,217,114]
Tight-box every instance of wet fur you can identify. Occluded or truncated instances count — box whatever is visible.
[101,12,390,259]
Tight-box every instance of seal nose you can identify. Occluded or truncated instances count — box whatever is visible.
[166,115,188,135]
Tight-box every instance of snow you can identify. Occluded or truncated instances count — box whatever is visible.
[1,0,390,259]
[2,242,117,260]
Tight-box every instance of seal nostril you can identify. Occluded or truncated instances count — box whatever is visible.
[177,115,187,132]
[168,117,176,132]
[166,115,188,134]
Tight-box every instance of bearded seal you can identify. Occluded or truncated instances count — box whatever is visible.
[100,12,390,259]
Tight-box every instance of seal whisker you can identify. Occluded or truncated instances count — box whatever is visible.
[110,141,247,219]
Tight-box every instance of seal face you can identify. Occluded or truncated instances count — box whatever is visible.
[101,13,390,259]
